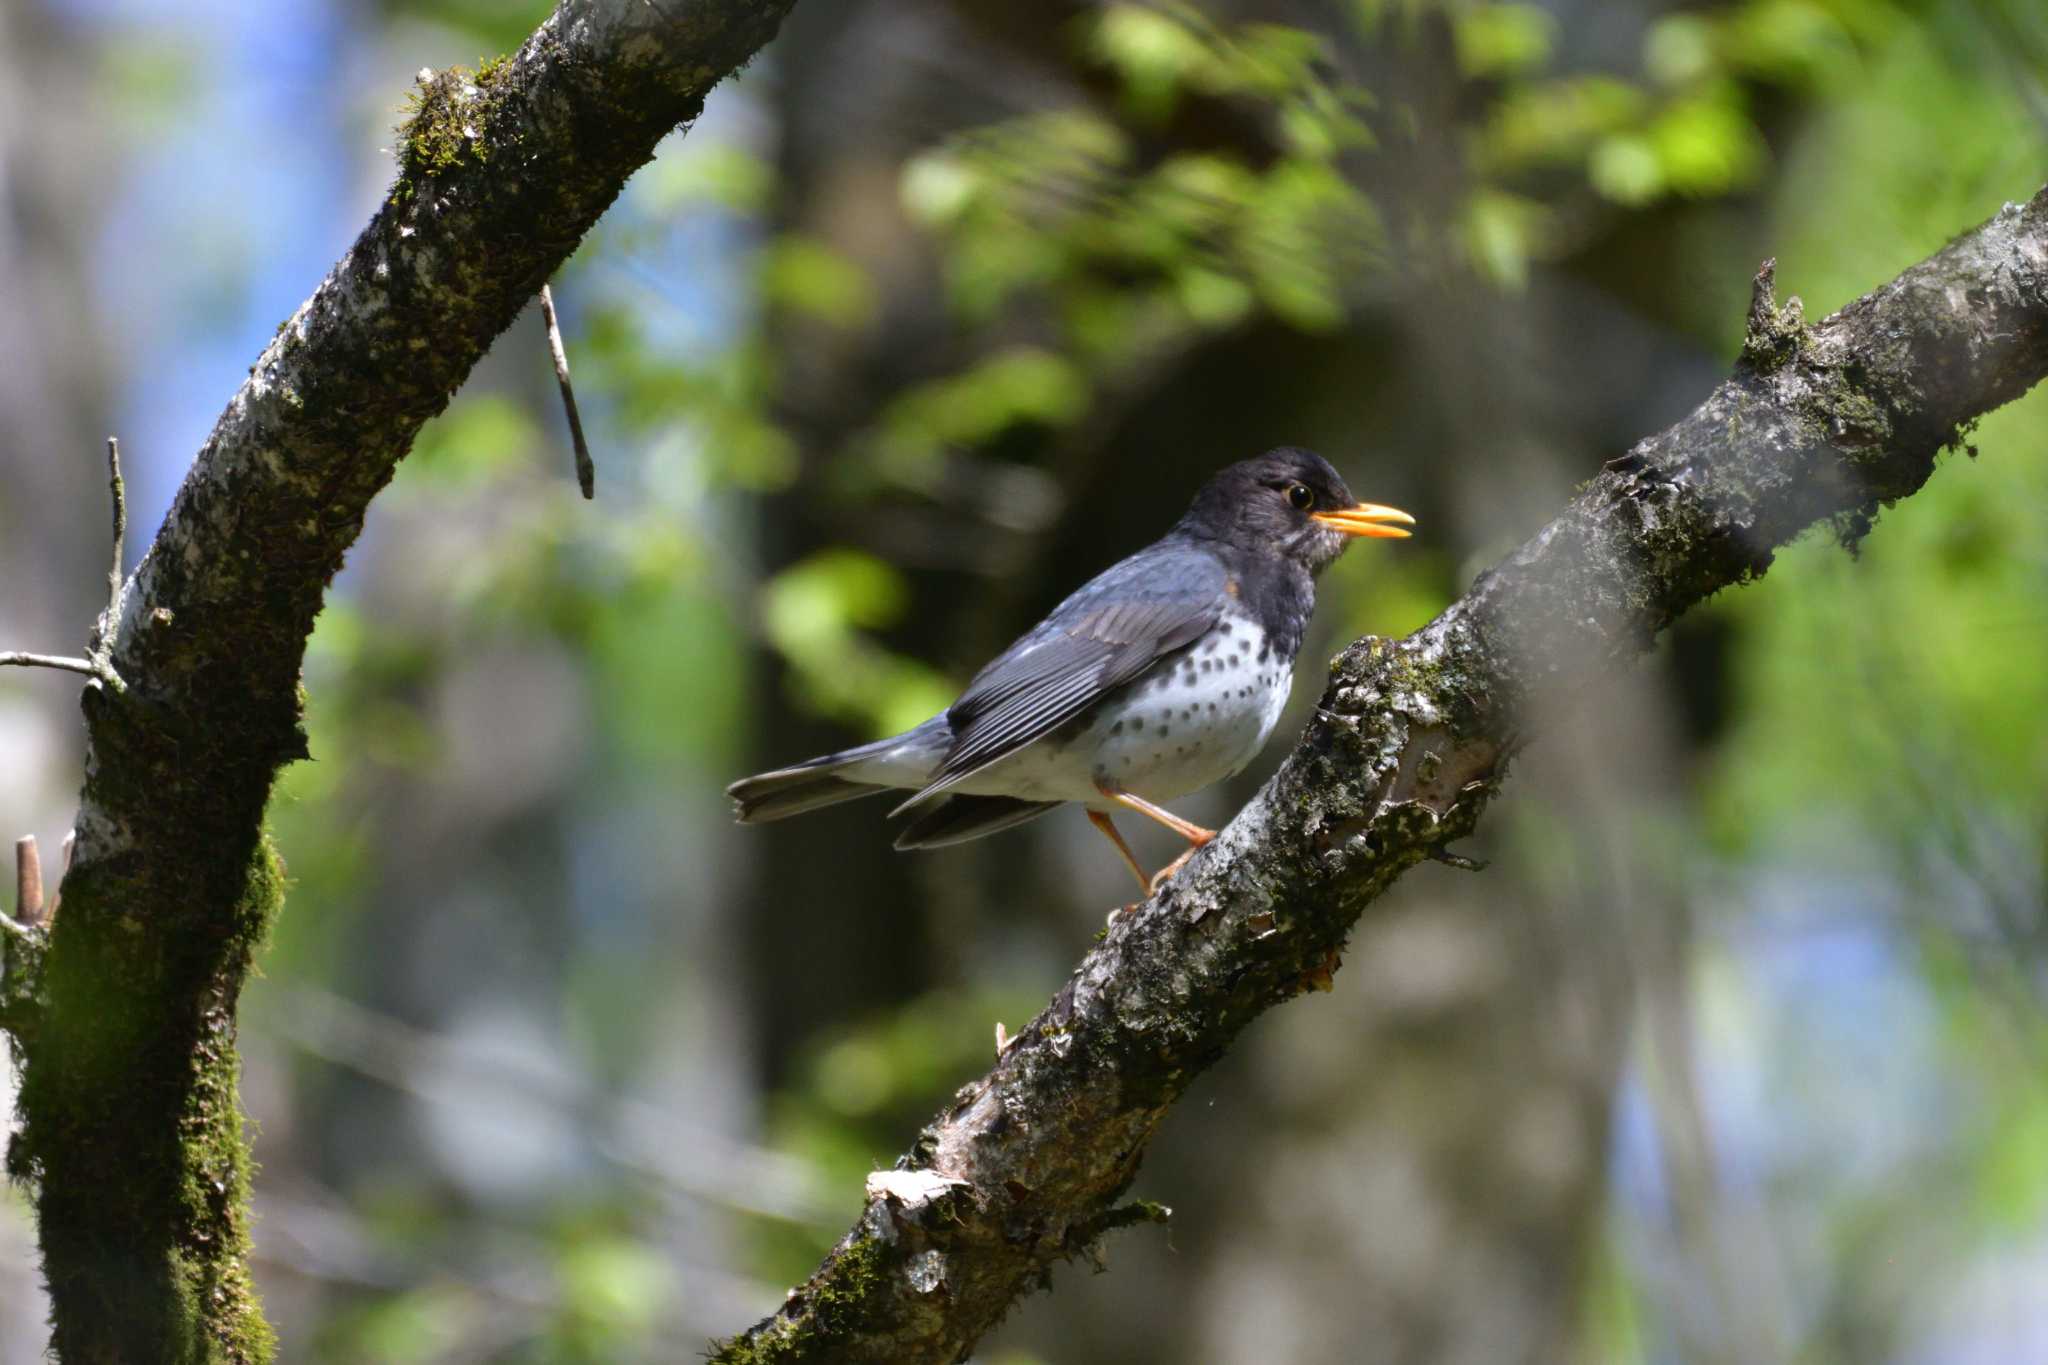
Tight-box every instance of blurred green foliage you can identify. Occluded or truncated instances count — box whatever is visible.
[746,985,1048,1289]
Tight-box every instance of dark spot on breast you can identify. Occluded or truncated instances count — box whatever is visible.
[1208,702,1218,713]
[1219,620,1232,635]
[1204,638,1218,654]
[1159,725,1171,737]
[1131,718,1144,732]
[1258,644,1271,662]
[1200,660,1213,673]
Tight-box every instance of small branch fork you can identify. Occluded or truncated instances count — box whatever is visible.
[0,437,130,693]
[539,284,596,499]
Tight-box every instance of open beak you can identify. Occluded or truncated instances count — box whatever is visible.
[1311,501,1416,540]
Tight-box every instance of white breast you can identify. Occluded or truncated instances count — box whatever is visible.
[1069,618,1293,803]
[890,617,1295,808]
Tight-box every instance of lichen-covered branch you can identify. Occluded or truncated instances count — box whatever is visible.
[714,190,2048,1364]
[1,3,795,1360]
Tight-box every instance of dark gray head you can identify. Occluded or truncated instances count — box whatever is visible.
[1175,447,1413,574]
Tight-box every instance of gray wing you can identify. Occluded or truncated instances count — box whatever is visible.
[893,543,1226,812]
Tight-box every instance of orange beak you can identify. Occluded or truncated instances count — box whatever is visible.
[1311,501,1416,540]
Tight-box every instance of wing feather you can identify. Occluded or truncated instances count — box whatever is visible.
[892,546,1225,812]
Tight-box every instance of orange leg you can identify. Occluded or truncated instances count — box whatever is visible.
[1093,783,1217,893]
[1088,810,1152,896]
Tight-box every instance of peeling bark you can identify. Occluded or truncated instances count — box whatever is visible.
[713,192,2048,1363]
[0,3,795,1360]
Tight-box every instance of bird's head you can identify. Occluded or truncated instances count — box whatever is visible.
[1177,447,1413,574]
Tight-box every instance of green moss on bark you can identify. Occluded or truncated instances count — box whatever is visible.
[9,836,283,1364]
[709,1232,890,1364]
[391,55,515,204]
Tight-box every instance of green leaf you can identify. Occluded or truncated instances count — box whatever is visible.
[764,550,910,644]
[759,235,878,330]
[1648,92,1766,196]
[402,394,537,488]
[641,141,773,213]
[901,151,979,227]
[1086,5,1211,120]
[1589,133,1666,205]
[1455,4,1558,78]
[557,1236,674,1334]
[1460,189,1548,290]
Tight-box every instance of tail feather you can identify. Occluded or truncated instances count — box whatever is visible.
[728,737,905,823]
[727,766,891,823]
[893,794,1060,850]
[729,721,1059,849]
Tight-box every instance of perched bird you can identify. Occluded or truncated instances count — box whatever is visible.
[727,448,1413,894]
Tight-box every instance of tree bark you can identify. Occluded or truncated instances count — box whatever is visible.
[711,192,2048,1363]
[0,3,795,1360]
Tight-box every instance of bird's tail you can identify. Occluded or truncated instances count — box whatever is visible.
[726,738,901,824]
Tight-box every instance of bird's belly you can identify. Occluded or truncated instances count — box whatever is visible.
[1077,628,1292,803]
[932,623,1294,807]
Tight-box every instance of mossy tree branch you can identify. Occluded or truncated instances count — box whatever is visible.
[713,190,2048,1364]
[0,2,795,1360]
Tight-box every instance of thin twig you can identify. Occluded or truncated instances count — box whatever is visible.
[0,652,102,679]
[14,836,43,927]
[105,437,126,620]
[538,284,595,499]
[0,439,131,693]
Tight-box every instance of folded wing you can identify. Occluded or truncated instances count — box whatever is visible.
[892,545,1225,813]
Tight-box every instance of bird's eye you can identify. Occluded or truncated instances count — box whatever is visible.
[1286,483,1315,511]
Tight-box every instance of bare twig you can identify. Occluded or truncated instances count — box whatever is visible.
[0,652,103,680]
[14,836,43,926]
[1429,846,1489,872]
[104,437,126,621]
[538,284,596,499]
[0,437,130,693]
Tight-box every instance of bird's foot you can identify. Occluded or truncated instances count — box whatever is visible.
[1146,833,1214,894]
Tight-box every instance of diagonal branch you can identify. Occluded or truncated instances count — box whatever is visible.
[2,3,796,1360]
[713,190,2048,1363]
